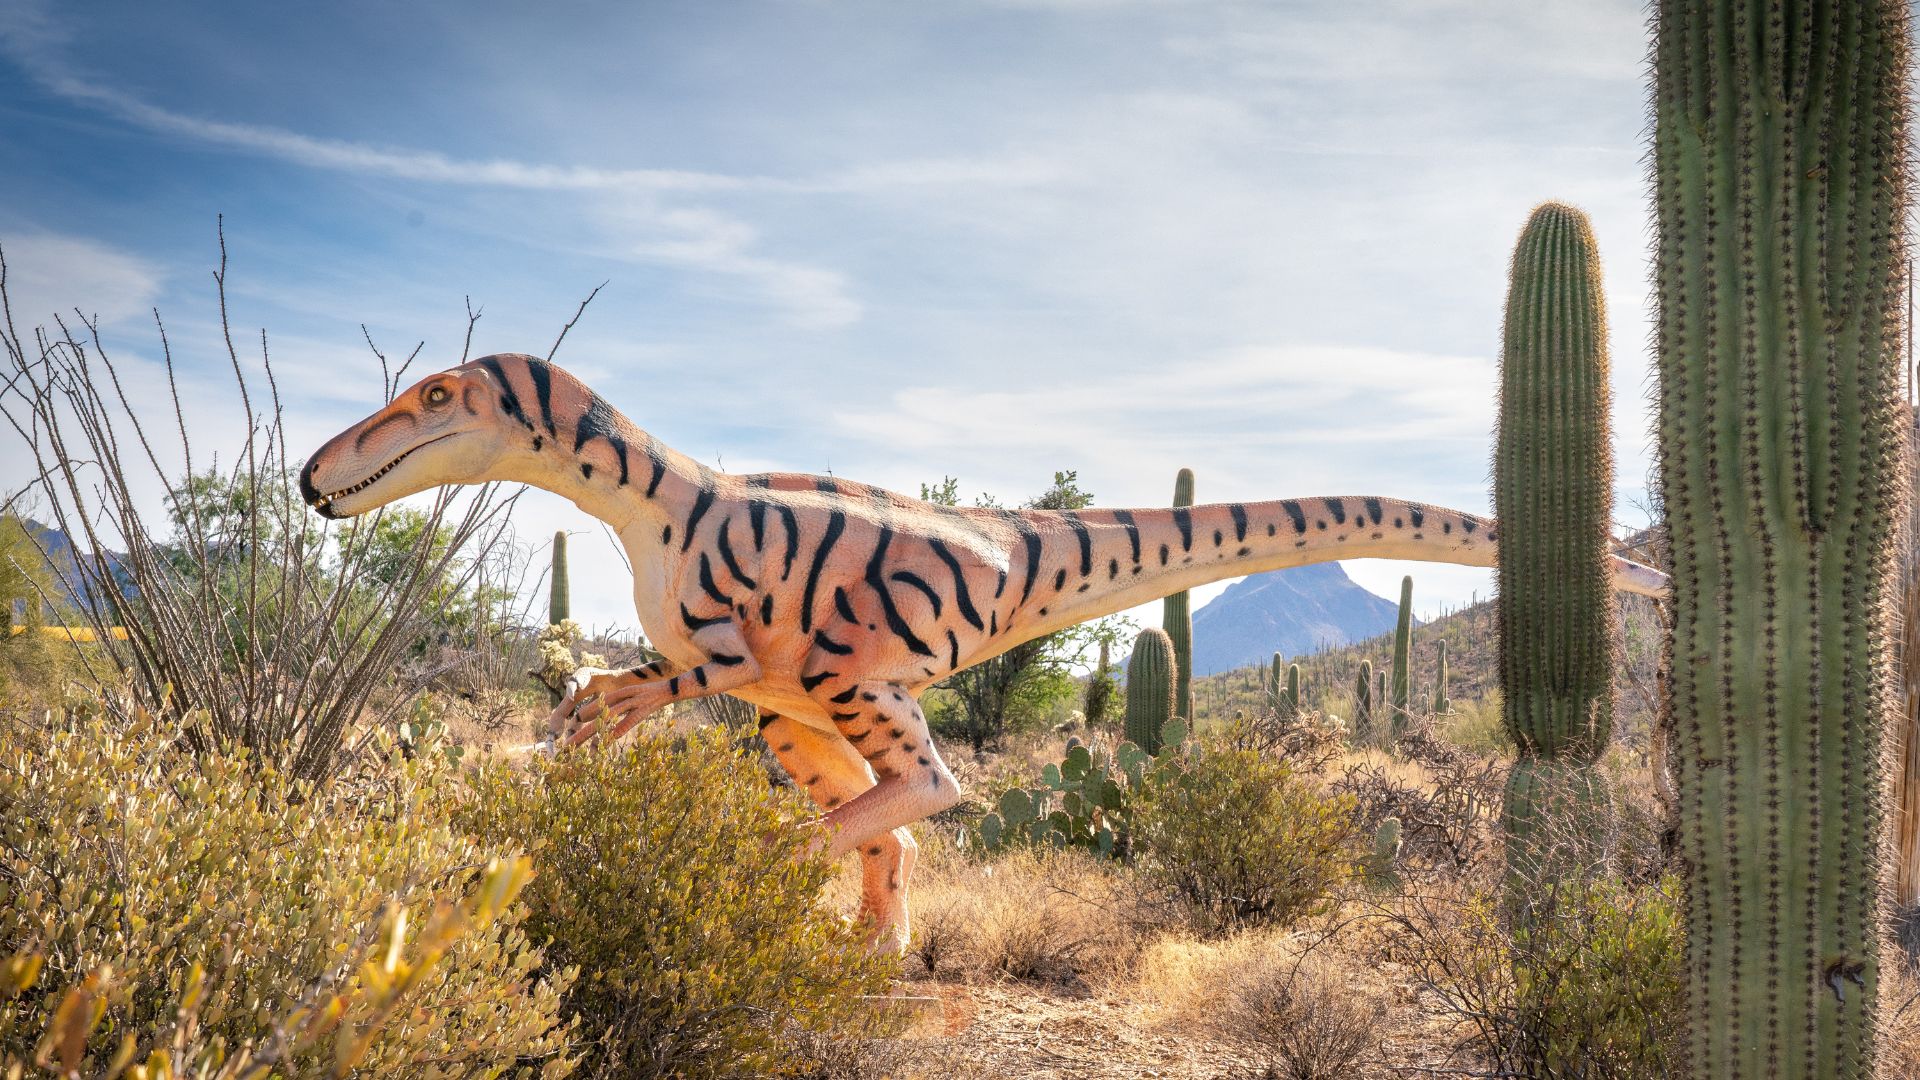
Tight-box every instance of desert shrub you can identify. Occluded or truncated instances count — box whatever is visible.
[1384,872,1683,1079]
[1884,962,1920,1080]
[0,709,575,1077]
[1441,690,1513,756]
[1133,746,1356,934]
[459,730,901,1079]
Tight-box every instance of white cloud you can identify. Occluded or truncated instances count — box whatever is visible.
[0,232,164,330]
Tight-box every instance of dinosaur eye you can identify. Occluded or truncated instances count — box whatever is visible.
[424,385,451,407]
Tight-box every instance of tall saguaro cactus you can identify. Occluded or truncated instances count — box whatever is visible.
[1654,3,1908,1074]
[1494,202,1616,878]
[1163,468,1195,721]
[548,530,570,625]
[1390,576,1414,739]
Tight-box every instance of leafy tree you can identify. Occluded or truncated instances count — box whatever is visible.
[924,471,1133,750]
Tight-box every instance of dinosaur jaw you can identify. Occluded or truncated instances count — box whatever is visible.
[301,431,470,518]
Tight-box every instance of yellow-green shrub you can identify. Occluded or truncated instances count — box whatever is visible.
[1507,874,1684,1077]
[0,710,575,1078]
[459,730,900,1080]
[1132,747,1356,934]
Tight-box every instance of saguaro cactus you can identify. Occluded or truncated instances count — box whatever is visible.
[1354,658,1373,733]
[1390,576,1414,738]
[1162,468,1195,721]
[1654,2,1908,1073]
[548,530,570,625]
[1432,641,1451,715]
[1125,627,1177,754]
[1494,202,1617,883]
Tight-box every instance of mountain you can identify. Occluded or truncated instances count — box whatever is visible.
[1187,562,1399,677]
[13,519,136,615]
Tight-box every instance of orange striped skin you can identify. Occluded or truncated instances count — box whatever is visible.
[305,352,1667,952]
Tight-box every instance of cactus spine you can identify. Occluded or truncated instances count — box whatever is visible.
[1390,575,1413,738]
[1125,627,1177,755]
[1432,640,1451,714]
[1654,3,1908,1073]
[548,530,570,625]
[1162,468,1195,721]
[1494,202,1617,882]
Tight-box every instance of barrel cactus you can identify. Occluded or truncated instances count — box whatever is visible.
[1653,2,1908,1072]
[1162,468,1195,723]
[1494,201,1616,880]
[548,530,570,625]
[1126,627,1178,755]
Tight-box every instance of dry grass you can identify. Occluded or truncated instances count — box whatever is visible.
[1885,963,1920,1080]
[1131,928,1387,1080]
[865,841,1148,985]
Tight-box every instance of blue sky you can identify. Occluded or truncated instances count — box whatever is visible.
[0,0,1654,635]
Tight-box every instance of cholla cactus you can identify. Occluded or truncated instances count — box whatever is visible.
[533,619,605,697]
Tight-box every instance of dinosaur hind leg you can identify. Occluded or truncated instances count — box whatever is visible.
[758,712,918,955]
[806,681,961,861]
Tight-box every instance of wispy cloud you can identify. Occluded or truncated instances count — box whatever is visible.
[0,232,164,329]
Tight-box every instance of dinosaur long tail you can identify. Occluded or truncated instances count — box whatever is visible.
[1021,495,1663,638]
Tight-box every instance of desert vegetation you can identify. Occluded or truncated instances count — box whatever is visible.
[3,2,1920,1078]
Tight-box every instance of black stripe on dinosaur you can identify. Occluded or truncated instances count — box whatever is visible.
[1230,504,1248,542]
[927,539,983,631]
[834,586,858,623]
[1459,518,1475,533]
[1062,511,1093,576]
[1006,514,1044,603]
[799,510,846,634]
[1110,509,1142,563]
[748,499,767,550]
[477,357,533,429]
[522,357,559,435]
[866,527,935,657]
[801,671,836,691]
[681,603,730,632]
[697,554,731,605]
[776,505,801,580]
[830,685,860,704]
[814,631,855,655]
[716,520,758,589]
[1363,497,1383,526]
[708,653,745,666]
[760,594,774,623]
[682,486,715,552]
[947,628,960,670]
[890,570,943,616]
[1282,500,1307,534]
[1173,507,1193,551]
[572,395,631,485]
[1408,505,1425,528]
[816,477,840,493]
[646,450,667,497]
[1322,498,1346,525]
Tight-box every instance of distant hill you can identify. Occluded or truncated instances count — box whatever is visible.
[1187,562,1400,677]
[13,519,135,615]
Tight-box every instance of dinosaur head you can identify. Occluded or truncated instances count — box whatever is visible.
[301,356,527,518]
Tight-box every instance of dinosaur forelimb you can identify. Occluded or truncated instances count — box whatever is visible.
[562,623,764,746]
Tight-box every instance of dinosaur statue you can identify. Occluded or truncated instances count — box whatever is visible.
[303,353,1667,952]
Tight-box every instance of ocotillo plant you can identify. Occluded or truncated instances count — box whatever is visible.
[1125,627,1177,754]
[1390,575,1413,738]
[1653,2,1907,1073]
[1494,202,1616,882]
[548,530,569,625]
[1432,640,1451,714]
[1162,468,1195,721]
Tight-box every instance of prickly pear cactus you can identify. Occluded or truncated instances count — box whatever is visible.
[1653,1,1910,1072]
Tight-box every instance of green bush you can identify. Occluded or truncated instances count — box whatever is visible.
[1507,875,1684,1077]
[0,709,575,1078]
[1132,746,1357,934]
[459,729,900,1080]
